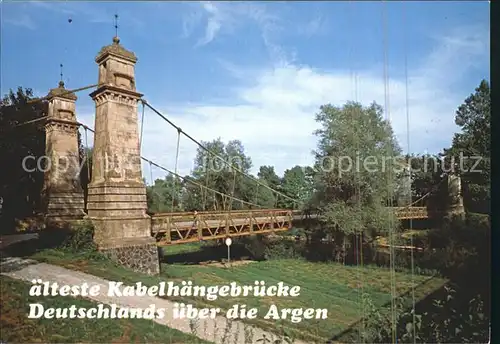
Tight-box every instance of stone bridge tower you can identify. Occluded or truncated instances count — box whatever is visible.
[447,173,465,216]
[87,36,160,275]
[42,81,85,225]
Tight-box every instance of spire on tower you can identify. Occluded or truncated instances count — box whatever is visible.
[59,63,65,88]
[114,14,119,40]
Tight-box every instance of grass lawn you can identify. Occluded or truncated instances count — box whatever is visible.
[0,275,210,343]
[30,247,448,342]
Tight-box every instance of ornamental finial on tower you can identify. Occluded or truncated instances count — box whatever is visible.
[59,63,65,88]
[95,13,136,64]
[47,62,76,100]
[113,14,120,44]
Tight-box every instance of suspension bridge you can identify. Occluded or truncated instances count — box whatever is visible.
[5,34,457,273]
[20,85,438,246]
[74,109,437,246]
[12,86,438,246]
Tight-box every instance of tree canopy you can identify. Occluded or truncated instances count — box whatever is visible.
[2,80,490,234]
[0,87,46,224]
[310,101,402,241]
[442,79,490,213]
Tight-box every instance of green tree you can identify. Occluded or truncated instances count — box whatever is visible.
[181,176,205,211]
[279,165,314,209]
[0,87,46,229]
[388,153,448,209]
[190,138,254,211]
[405,154,449,210]
[310,101,401,252]
[251,178,276,208]
[443,79,490,213]
[257,166,281,190]
[0,87,97,229]
[253,166,281,208]
[146,174,184,213]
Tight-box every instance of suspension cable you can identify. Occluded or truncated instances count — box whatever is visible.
[4,82,105,131]
[141,100,298,205]
[11,116,48,128]
[73,123,260,208]
[403,175,448,208]
[143,157,262,209]
[11,91,299,207]
[26,83,103,104]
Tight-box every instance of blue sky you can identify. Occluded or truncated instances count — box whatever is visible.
[2,1,490,181]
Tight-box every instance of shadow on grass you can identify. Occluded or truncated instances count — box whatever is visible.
[331,266,490,343]
[0,225,78,259]
[329,215,491,343]
[160,242,263,265]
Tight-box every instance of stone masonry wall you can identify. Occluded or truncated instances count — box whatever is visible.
[100,237,160,275]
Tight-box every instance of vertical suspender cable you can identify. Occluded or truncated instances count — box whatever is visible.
[84,127,90,181]
[355,22,365,344]
[171,128,181,212]
[228,170,236,212]
[403,2,416,341]
[149,161,154,186]
[148,160,154,212]
[382,1,397,342]
[349,1,363,341]
[139,100,146,152]
[142,101,300,206]
[254,183,260,209]
[203,155,210,211]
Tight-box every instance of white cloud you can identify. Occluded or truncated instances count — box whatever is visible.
[185,2,288,62]
[30,1,75,15]
[76,23,489,185]
[182,7,203,38]
[3,13,36,30]
[298,16,326,37]
[195,2,223,46]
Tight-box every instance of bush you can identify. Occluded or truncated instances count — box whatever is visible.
[354,212,490,344]
[357,288,489,343]
[264,239,304,260]
[59,220,97,253]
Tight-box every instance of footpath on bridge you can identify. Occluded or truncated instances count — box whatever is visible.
[0,250,307,344]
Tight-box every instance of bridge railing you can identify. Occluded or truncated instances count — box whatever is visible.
[291,209,320,220]
[290,206,432,222]
[151,209,293,245]
[150,206,436,245]
[392,206,431,219]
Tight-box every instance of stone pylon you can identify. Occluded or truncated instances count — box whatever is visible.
[447,173,465,216]
[42,81,85,225]
[86,36,160,275]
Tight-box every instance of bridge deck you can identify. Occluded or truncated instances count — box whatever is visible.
[152,209,292,245]
[151,207,433,245]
